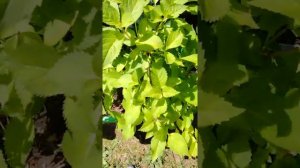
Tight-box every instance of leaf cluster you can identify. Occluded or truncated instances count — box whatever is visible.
[199,0,300,167]
[0,0,101,167]
[103,0,198,161]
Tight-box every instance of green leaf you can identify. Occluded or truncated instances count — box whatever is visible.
[160,0,186,18]
[151,130,167,161]
[199,0,231,22]
[63,96,97,134]
[189,137,198,157]
[198,90,244,127]
[180,54,197,65]
[4,37,62,68]
[62,132,101,168]
[174,0,189,4]
[123,28,136,46]
[121,123,136,139]
[140,78,162,99]
[136,33,163,51]
[4,117,34,168]
[164,52,176,64]
[137,18,153,36]
[145,5,164,23]
[14,79,33,109]
[162,86,180,97]
[249,0,300,21]
[103,0,121,27]
[165,30,184,50]
[120,0,149,27]
[44,19,71,46]
[139,120,155,132]
[0,0,42,38]
[62,87,100,168]
[103,28,124,69]
[231,150,252,168]
[151,98,167,118]
[201,62,248,95]
[151,66,168,88]
[0,82,13,106]
[261,103,300,153]
[186,4,198,15]
[122,87,142,124]
[183,86,197,106]
[28,51,98,97]
[167,133,189,156]
[226,9,259,29]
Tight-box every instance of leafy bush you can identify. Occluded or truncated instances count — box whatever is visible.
[199,0,300,167]
[0,0,101,167]
[102,0,198,161]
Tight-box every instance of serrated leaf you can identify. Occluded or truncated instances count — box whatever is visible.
[122,87,142,124]
[44,19,71,46]
[151,135,166,161]
[137,18,153,36]
[123,103,141,124]
[4,117,34,168]
[261,103,300,153]
[189,137,197,157]
[164,52,176,64]
[62,132,101,168]
[165,30,184,50]
[162,86,180,97]
[136,33,163,51]
[144,5,164,23]
[120,0,149,27]
[198,90,244,127]
[63,96,96,134]
[103,28,124,69]
[180,54,197,65]
[249,0,300,21]
[28,51,98,97]
[14,80,32,109]
[151,66,168,88]
[115,73,135,87]
[0,0,42,38]
[139,121,154,132]
[167,133,189,156]
[160,0,186,18]
[151,98,167,118]
[123,28,136,46]
[199,0,231,22]
[201,62,248,95]
[227,9,259,29]
[103,0,121,27]
[140,80,162,99]
[4,39,62,69]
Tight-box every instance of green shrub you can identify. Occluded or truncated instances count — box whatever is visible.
[103,0,198,161]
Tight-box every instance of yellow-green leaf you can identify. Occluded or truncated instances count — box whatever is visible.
[165,30,184,50]
[167,133,189,156]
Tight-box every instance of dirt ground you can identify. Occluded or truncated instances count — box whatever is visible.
[102,123,197,168]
